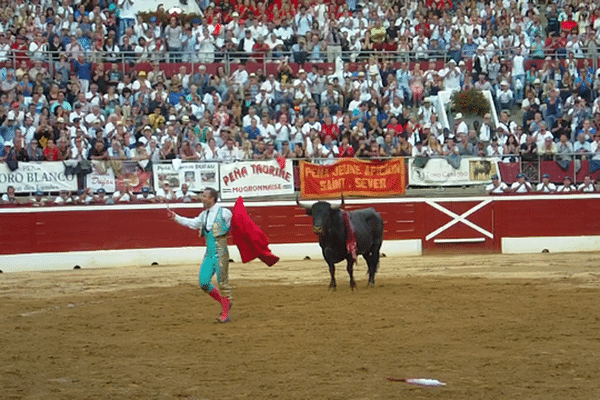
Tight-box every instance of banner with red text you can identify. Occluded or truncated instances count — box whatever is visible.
[220,160,295,199]
[300,158,406,198]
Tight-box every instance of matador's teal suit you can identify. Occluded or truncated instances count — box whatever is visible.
[174,204,233,322]
[198,206,232,300]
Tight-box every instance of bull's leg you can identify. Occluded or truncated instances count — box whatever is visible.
[364,251,381,287]
[328,263,337,290]
[346,257,356,290]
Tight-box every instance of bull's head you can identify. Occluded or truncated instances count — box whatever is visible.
[296,194,344,236]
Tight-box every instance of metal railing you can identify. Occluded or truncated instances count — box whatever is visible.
[13,47,600,81]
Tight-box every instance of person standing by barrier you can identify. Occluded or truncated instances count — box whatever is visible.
[167,187,233,323]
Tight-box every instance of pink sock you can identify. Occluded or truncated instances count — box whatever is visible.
[208,288,230,316]
[208,287,223,303]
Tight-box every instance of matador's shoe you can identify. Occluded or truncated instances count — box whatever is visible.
[217,298,232,323]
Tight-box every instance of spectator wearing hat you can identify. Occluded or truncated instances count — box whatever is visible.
[439,59,461,94]
[0,139,12,161]
[537,174,557,193]
[496,80,514,112]
[156,180,177,202]
[7,101,24,125]
[453,113,468,138]
[510,173,533,193]
[132,70,152,92]
[73,188,94,205]
[92,188,109,204]
[193,65,212,96]
[537,136,556,162]
[556,176,577,193]
[417,97,435,125]
[486,174,509,194]
[291,37,308,65]
[31,190,47,207]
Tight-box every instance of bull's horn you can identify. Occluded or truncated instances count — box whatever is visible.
[296,193,311,210]
[331,192,345,210]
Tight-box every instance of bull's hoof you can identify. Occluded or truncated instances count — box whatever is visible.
[328,283,337,291]
[367,281,375,288]
[350,281,357,291]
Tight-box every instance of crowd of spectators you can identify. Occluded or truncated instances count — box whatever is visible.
[1,0,600,205]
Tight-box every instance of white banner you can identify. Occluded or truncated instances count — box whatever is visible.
[220,160,295,199]
[152,161,219,192]
[0,162,78,193]
[408,157,499,186]
[86,161,116,193]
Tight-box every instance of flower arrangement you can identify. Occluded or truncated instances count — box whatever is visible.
[450,89,491,117]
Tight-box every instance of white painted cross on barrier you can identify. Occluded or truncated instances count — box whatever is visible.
[425,199,494,242]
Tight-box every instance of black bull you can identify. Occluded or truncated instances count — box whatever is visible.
[297,196,384,290]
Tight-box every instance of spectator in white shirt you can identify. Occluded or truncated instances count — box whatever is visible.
[217,137,241,162]
[487,174,509,194]
[176,183,197,202]
[537,174,557,193]
[156,181,176,201]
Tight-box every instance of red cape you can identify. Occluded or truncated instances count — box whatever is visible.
[231,197,280,267]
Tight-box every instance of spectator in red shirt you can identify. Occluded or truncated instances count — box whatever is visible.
[320,115,340,143]
[338,135,354,157]
[252,36,270,63]
[43,139,60,161]
[387,117,404,136]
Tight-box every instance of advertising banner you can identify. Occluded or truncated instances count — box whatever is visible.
[86,161,116,193]
[0,162,77,193]
[300,158,406,198]
[86,161,152,193]
[220,160,295,199]
[408,157,499,186]
[152,161,219,192]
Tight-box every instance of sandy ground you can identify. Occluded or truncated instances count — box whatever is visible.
[2,252,600,399]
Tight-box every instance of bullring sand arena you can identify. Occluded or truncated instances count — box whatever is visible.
[2,252,600,399]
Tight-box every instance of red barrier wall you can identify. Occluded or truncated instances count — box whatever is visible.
[2,195,600,257]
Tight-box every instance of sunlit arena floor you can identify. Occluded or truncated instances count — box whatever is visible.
[2,252,600,399]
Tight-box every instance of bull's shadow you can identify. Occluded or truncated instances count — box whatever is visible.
[297,195,384,290]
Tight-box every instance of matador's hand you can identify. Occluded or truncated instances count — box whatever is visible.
[167,209,177,220]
